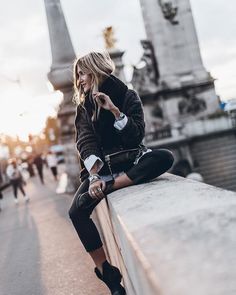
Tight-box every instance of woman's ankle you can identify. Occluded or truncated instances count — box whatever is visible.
[96,259,108,274]
[104,179,115,194]
[89,247,107,273]
[97,264,103,274]
[113,174,133,190]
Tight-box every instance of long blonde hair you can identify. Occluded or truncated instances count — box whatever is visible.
[73,51,115,105]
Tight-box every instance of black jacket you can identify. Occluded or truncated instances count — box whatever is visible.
[75,75,145,181]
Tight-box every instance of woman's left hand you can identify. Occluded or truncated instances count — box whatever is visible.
[89,179,106,199]
[93,92,116,111]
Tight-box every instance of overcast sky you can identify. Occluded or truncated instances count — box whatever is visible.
[0,0,236,139]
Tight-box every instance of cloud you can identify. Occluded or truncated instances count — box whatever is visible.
[0,90,62,138]
[0,3,51,97]
[1,0,236,138]
[62,0,146,64]
[191,0,236,99]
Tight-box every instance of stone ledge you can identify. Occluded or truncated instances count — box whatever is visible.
[95,173,236,295]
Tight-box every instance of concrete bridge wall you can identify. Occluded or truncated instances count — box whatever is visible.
[95,174,236,295]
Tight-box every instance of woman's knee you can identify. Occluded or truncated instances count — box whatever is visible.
[68,204,91,234]
[68,195,91,224]
[69,179,90,220]
[68,202,78,220]
[68,194,83,220]
[151,149,174,170]
[161,149,174,169]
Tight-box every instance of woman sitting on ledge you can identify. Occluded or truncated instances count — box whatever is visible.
[69,51,174,295]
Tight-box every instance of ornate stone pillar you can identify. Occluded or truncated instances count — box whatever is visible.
[109,49,126,83]
[139,0,209,88]
[44,0,79,193]
[135,0,219,127]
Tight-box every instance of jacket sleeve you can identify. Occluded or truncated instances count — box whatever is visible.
[75,106,102,161]
[116,90,145,147]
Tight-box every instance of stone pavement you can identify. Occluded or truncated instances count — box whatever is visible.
[0,166,108,295]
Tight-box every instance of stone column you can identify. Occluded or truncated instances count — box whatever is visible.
[139,0,209,88]
[102,26,126,82]
[44,0,79,193]
[109,49,126,83]
[137,0,219,126]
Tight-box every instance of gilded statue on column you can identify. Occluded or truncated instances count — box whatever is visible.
[103,26,117,49]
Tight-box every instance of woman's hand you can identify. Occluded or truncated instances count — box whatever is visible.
[89,179,106,199]
[93,92,120,118]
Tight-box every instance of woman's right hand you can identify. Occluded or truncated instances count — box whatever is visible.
[89,179,106,199]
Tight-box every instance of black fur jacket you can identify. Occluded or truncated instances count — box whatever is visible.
[74,74,145,181]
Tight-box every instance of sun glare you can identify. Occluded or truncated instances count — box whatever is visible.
[0,89,63,140]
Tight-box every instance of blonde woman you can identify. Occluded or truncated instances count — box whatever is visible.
[69,51,174,294]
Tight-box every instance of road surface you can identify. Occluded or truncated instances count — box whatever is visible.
[0,166,108,295]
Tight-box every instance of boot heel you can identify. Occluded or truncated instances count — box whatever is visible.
[94,261,126,295]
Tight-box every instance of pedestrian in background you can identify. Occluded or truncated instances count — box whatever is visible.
[33,153,44,184]
[46,151,58,181]
[0,191,3,211]
[6,159,29,204]
[27,155,35,177]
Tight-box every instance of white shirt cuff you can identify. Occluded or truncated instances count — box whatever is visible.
[84,155,104,173]
[114,115,128,131]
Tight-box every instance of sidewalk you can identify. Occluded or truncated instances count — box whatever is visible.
[0,166,108,295]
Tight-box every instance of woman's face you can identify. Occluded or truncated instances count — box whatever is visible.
[77,65,92,93]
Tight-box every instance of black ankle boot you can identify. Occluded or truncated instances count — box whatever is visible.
[94,261,126,295]
[77,179,115,210]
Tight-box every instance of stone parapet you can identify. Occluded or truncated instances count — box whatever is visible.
[95,174,236,295]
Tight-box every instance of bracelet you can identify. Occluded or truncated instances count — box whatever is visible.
[88,174,101,184]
